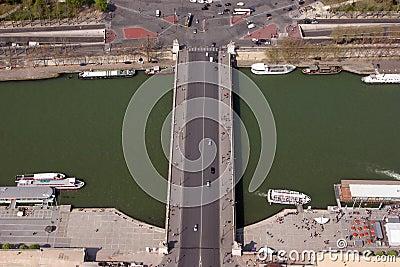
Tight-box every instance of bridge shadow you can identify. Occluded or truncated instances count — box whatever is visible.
[231,65,244,231]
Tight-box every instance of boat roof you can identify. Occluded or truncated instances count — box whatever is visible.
[0,186,53,200]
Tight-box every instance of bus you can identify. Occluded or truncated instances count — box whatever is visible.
[233,8,254,15]
[185,13,193,28]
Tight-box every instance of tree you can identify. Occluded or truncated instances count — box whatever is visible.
[1,244,12,249]
[28,244,40,249]
[387,250,398,256]
[19,244,28,249]
[94,0,107,11]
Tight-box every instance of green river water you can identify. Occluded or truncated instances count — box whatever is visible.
[0,70,399,227]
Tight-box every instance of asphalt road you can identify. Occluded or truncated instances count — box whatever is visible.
[178,50,221,267]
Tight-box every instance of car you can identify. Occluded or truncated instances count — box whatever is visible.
[247,23,255,29]
[194,224,198,232]
[201,6,208,10]
[251,38,258,42]
[198,0,204,3]
[196,19,199,23]
[299,0,305,4]
[224,8,230,12]
[208,139,212,145]
[259,39,267,43]
[211,42,216,47]
[287,7,293,11]
[193,28,197,34]
[80,63,87,66]
[236,2,244,6]
[216,3,222,7]
[303,18,311,24]
[189,0,196,2]
[246,20,253,25]
[124,61,132,64]
[225,2,231,6]
[218,11,224,15]
[311,19,318,24]
[266,13,272,17]
[206,180,211,187]
[211,167,215,174]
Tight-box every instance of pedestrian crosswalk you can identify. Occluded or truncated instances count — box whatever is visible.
[187,46,218,52]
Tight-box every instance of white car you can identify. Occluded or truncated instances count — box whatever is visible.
[208,139,212,145]
[189,0,196,2]
[206,0,213,3]
[194,224,198,231]
[247,23,255,29]
[237,2,244,6]
[206,180,211,187]
[198,0,204,3]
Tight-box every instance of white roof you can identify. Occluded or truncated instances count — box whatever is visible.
[349,184,400,198]
[385,223,400,246]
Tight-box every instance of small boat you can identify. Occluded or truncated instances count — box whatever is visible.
[78,69,136,79]
[361,73,400,84]
[16,177,85,190]
[251,63,296,75]
[145,66,174,75]
[267,189,311,205]
[302,65,342,75]
[16,173,66,181]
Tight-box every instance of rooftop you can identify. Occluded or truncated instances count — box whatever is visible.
[0,186,54,200]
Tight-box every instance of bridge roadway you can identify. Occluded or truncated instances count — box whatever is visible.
[162,47,237,266]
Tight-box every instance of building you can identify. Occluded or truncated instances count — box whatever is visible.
[334,180,400,206]
[0,186,55,207]
[385,223,400,246]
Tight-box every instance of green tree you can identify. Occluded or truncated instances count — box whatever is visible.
[94,0,107,11]
[19,244,28,249]
[387,250,398,256]
[1,244,12,249]
[28,244,40,249]
[376,251,385,256]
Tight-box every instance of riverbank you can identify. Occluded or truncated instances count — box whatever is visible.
[1,49,400,81]
[0,60,175,81]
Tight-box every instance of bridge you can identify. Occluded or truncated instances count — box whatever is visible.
[162,45,239,266]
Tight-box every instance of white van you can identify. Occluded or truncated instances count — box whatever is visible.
[156,10,161,17]
[209,57,214,62]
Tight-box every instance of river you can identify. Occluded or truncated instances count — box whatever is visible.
[0,69,399,227]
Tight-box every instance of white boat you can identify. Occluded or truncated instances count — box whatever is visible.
[16,173,66,181]
[267,189,311,205]
[78,69,136,79]
[16,177,85,190]
[251,63,296,75]
[361,73,400,84]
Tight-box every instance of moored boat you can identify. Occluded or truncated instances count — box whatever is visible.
[145,66,174,75]
[251,63,296,75]
[302,65,342,75]
[78,69,136,79]
[361,73,400,84]
[16,177,85,190]
[16,173,66,181]
[267,189,311,205]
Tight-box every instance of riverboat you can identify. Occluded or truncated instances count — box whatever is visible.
[16,177,85,190]
[267,189,311,205]
[361,73,400,84]
[251,63,296,75]
[78,69,136,79]
[145,66,174,75]
[302,65,342,75]
[16,173,66,181]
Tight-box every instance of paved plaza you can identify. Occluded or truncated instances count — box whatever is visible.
[239,206,400,264]
[0,206,165,265]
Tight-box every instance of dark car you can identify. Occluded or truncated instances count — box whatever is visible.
[266,13,272,17]
[224,8,230,13]
[303,18,311,24]
[211,42,216,47]
[216,3,222,7]
[225,2,231,6]
[201,6,208,10]
[80,63,87,66]
[211,167,215,174]
[124,61,132,64]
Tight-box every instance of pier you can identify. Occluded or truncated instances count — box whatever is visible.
[163,45,238,266]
